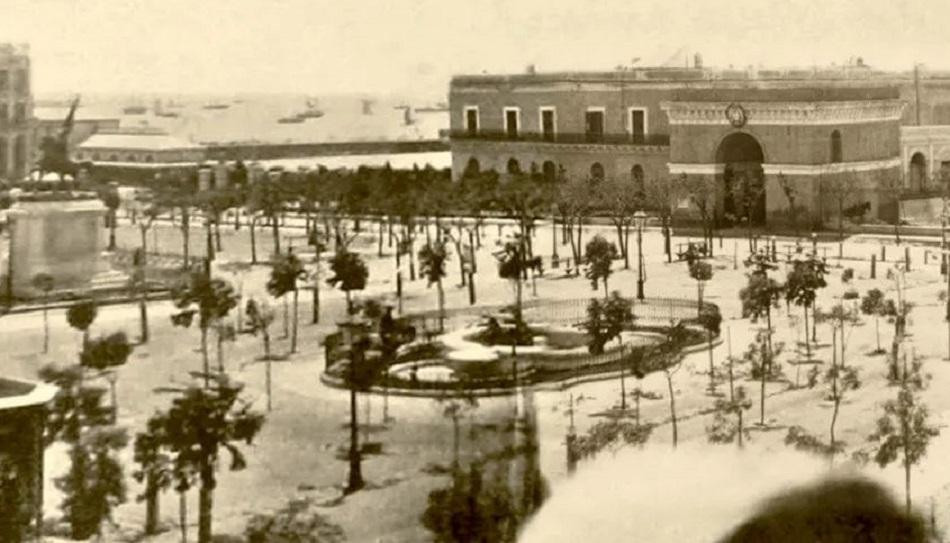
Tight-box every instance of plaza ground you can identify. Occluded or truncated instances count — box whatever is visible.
[9,215,950,541]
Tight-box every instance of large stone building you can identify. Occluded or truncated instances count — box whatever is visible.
[0,44,34,182]
[450,64,950,226]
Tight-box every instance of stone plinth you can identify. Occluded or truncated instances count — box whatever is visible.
[6,199,107,299]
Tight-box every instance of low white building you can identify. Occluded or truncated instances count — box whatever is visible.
[74,127,206,167]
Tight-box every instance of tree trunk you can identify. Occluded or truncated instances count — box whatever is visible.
[264,332,272,411]
[179,490,187,543]
[737,408,744,448]
[666,370,678,448]
[663,215,672,264]
[272,218,281,256]
[250,217,258,264]
[42,303,49,354]
[139,289,149,343]
[108,210,117,251]
[346,386,364,493]
[905,457,912,513]
[291,289,299,353]
[181,209,190,269]
[214,219,222,252]
[803,303,812,361]
[282,295,289,339]
[201,328,209,387]
[437,278,445,333]
[144,475,160,535]
[198,463,213,543]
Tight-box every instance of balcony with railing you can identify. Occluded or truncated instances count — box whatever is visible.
[449,130,670,147]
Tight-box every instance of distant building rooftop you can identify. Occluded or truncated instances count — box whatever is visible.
[33,106,120,123]
[79,129,205,151]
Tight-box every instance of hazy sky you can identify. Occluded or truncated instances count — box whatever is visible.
[3,0,948,97]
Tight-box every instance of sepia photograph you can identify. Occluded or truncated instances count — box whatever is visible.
[1,0,950,541]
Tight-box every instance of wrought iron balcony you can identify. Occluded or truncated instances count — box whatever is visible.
[449,130,670,146]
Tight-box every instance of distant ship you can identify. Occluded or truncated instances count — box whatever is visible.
[277,116,304,124]
[154,99,180,118]
[203,102,230,110]
[296,98,324,119]
[416,101,449,113]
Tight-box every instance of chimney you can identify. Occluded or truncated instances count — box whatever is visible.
[694,53,703,69]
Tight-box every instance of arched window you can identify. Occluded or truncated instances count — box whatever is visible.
[145,155,154,163]
[631,164,645,192]
[127,154,137,162]
[92,152,100,161]
[463,157,480,177]
[506,158,521,175]
[542,160,557,182]
[589,162,605,184]
[830,130,842,163]
[109,154,118,162]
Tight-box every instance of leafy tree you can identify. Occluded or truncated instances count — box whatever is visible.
[39,364,125,540]
[785,253,828,361]
[643,176,675,262]
[494,234,543,324]
[31,272,54,353]
[419,241,450,332]
[594,177,641,268]
[583,291,633,355]
[0,455,31,542]
[706,386,752,447]
[81,331,134,423]
[67,298,98,349]
[151,375,265,543]
[267,251,307,353]
[740,328,786,426]
[421,463,518,543]
[495,172,552,259]
[247,177,287,257]
[170,272,238,385]
[245,298,277,411]
[655,323,690,447]
[584,235,619,298]
[861,288,887,354]
[673,173,715,256]
[869,355,939,513]
[555,179,593,273]
[327,248,369,315]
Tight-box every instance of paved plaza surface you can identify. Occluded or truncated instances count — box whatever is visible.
[11,217,950,541]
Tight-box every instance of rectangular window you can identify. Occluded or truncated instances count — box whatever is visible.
[0,71,8,91]
[629,107,647,140]
[464,106,479,136]
[585,108,605,142]
[504,107,520,139]
[17,70,28,94]
[0,104,7,129]
[539,107,556,141]
[14,103,24,125]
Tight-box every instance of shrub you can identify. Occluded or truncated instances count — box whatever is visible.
[246,498,346,543]
[841,268,854,283]
[842,289,859,300]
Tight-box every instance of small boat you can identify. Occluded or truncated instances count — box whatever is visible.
[277,116,304,124]
[123,105,146,115]
[296,98,324,119]
[154,100,180,118]
[203,102,230,110]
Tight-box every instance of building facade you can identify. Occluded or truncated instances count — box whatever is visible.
[449,65,950,226]
[0,44,34,182]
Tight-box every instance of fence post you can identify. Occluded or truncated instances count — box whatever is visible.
[871,254,876,279]
[905,246,911,271]
[881,245,886,262]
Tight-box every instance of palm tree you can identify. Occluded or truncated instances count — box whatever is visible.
[267,251,307,353]
[152,375,265,543]
[494,234,543,324]
[66,298,98,351]
[418,241,449,332]
[31,272,54,353]
[170,272,238,386]
[327,249,369,315]
[245,298,276,411]
[132,417,172,536]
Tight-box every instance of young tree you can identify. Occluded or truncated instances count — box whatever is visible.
[657,322,690,448]
[706,386,753,448]
[494,234,543,323]
[785,253,828,362]
[152,375,265,543]
[584,235,619,298]
[99,185,121,251]
[643,176,675,263]
[327,248,369,315]
[267,251,307,353]
[674,173,715,256]
[822,172,859,246]
[245,298,277,411]
[67,297,98,350]
[739,250,784,376]
[170,273,238,386]
[418,240,450,332]
[31,272,54,353]
[861,288,887,355]
[869,355,939,513]
[688,258,713,311]
[594,178,641,268]
[81,331,134,423]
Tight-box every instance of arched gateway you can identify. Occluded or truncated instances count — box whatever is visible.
[716,132,765,225]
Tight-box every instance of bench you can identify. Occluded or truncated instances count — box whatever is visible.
[676,242,708,261]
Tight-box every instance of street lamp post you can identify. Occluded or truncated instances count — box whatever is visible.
[551,205,559,268]
[811,232,818,256]
[634,210,647,300]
